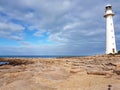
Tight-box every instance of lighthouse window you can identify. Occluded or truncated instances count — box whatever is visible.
[106,6,111,10]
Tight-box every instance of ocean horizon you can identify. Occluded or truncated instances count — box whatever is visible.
[0,55,88,65]
[0,55,88,58]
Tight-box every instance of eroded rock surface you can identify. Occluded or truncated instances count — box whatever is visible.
[0,55,120,90]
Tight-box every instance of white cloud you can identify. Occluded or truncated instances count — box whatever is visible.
[33,30,46,37]
[0,21,24,40]
[0,0,120,55]
[49,32,69,43]
[63,22,81,30]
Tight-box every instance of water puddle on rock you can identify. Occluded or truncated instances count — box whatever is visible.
[0,62,9,65]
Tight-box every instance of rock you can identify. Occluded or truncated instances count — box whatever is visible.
[113,68,120,75]
[1,55,120,90]
[0,80,56,90]
[70,68,85,73]
[0,65,13,69]
[104,73,113,78]
[115,63,120,68]
[105,63,116,66]
[87,70,111,75]
[72,63,80,66]
[113,63,120,75]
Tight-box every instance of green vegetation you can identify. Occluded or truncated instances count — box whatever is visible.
[108,50,120,56]
[117,50,120,54]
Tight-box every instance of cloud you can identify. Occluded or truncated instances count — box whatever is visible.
[0,0,120,55]
[0,21,24,41]
[0,43,104,55]
[63,22,81,30]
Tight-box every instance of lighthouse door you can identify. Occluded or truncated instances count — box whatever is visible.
[112,48,115,53]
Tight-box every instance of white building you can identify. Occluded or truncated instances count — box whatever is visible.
[104,4,117,54]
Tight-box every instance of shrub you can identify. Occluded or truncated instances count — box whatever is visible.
[117,50,120,54]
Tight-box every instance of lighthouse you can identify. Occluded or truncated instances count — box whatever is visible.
[104,4,117,54]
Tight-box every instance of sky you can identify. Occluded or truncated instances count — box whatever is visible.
[0,0,120,56]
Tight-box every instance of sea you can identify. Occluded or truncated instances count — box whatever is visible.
[0,55,84,58]
[0,55,85,65]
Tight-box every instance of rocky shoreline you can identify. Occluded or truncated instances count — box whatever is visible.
[0,55,120,90]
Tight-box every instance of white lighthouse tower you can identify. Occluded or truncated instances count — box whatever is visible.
[104,4,117,54]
